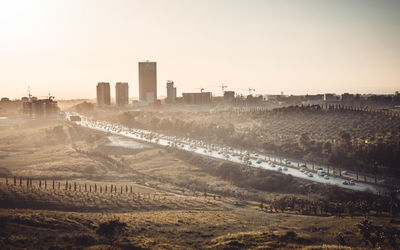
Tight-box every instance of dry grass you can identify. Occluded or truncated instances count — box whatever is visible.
[0,121,398,248]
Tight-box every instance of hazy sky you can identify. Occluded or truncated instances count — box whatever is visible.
[0,0,399,99]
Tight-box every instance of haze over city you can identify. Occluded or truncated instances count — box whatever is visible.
[2,0,400,248]
[1,0,399,99]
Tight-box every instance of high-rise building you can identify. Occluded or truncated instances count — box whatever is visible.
[166,80,176,103]
[138,61,157,103]
[115,82,129,106]
[96,82,111,106]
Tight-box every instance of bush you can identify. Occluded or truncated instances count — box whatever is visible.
[96,219,127,242]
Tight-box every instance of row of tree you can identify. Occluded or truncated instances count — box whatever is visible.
[112,109,400,179]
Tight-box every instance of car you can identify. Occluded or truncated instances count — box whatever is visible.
[343,181,349,185]
[300,169,305,173]
[308,173,313,177]
[324,175,330,180]
[342,170,348,175]
[283,167,288,171]
[256,160,262,164]
[349,180,355,185]
[278,167,283,171]
[271,164,276,168]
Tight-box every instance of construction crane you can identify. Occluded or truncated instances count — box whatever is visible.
[206,83,227,95]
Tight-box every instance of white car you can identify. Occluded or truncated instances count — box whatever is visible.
[308,173,313,177]
[324,175,330,180]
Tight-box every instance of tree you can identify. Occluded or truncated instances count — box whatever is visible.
[298,133,311,152]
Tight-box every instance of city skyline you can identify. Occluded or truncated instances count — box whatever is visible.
[0,0,399,99]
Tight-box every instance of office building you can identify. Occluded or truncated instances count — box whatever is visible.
[139,61,157,103]
[96,82,111,106]
[182,92,212,104]
[223,91,235,102]
[166,80,176,103]
[115,82,129,106]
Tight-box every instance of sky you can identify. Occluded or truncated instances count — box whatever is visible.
[0,0,399,99]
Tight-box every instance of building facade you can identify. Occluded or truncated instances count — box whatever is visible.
[115,82,129,106]
[166,80,176,103]
[182,92,212,104]
[96,82,111,106]
[223,91,235,102]
[139,61,157,103]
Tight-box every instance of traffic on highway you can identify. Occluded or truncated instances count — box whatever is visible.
[70,114,388,196]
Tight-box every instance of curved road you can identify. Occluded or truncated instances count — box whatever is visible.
[71,115,389,196]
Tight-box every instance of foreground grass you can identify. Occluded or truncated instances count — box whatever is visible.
[2,208,394,249]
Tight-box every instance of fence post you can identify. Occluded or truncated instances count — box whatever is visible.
[85,183,87,192]
[52,180,55,189]
[19,177,22,186]
[45,180,47,189]
[95,184,97,192]
[39,180,42,188]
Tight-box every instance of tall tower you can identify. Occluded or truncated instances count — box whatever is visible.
[166,80,176,103]
[96,82,111,106]
[138,61,157,103]
[115,82,129,106]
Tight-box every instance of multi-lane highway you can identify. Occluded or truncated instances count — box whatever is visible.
[72,115,388,195]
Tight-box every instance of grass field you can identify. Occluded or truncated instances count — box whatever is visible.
[0,120,399,248]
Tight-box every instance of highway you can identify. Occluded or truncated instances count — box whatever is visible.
[72,115,389,196]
